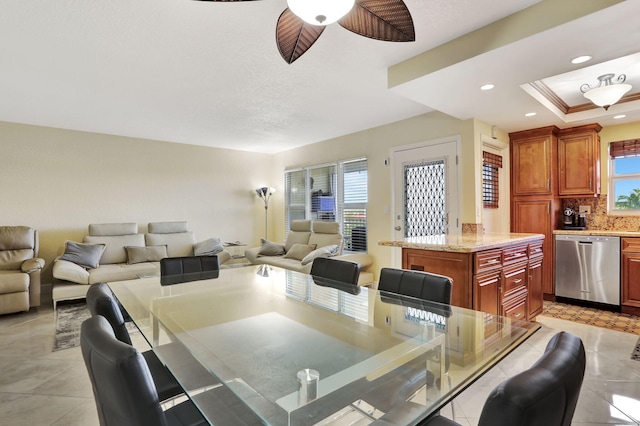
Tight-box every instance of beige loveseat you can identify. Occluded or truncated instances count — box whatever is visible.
[52,222,230,308]
[0,226,45,315]
[244,220,374,285]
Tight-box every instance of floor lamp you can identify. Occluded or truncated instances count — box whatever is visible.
[255,186,275,239]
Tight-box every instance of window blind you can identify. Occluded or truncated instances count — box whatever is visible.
[482,151,502,209]
[610,139,640,158]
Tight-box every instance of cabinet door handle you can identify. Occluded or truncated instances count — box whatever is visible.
[513,312,523,318]
[514,278,523,284]
[487,259,499,264]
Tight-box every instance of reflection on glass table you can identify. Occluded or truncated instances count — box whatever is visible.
[109,265,539,426]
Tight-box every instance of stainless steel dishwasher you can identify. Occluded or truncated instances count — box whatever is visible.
[555,234,621,306]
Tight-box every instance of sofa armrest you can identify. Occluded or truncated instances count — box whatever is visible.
[53,258,90,285]
[244,247,261,264]
[21,258,45,273]
[217,250,231,265]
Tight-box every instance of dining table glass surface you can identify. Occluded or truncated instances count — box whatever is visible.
[108,264,539,426]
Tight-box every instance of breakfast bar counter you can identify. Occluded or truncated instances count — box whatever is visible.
[379,232,545,319]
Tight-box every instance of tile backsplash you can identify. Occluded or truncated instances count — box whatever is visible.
[564,195,640,231]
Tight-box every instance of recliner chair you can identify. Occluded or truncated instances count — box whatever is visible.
[0,226,44,314]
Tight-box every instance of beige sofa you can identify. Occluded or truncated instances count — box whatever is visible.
[245,220,374,285]
[52,222,230,308]
[0,226,45,315]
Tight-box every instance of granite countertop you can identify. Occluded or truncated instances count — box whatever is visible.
[552,229,640,237]
[378,232,544,253]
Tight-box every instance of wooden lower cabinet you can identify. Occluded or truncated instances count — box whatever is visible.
[622,238,640,315]
[402,249,472,308]
[528,257,544,318]
[402,238,544,320]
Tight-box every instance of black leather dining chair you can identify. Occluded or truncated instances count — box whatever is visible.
[80,315,208,426]
[160,255,220,285]
[86,283,183,402]
[377,268,453,305]
[388,331,587,426]
[310,257,361,294]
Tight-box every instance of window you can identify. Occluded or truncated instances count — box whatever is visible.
[482,151,502,209]
[285,158,368,253]
[609,139,640,214]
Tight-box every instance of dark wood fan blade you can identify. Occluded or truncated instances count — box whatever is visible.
[276,8,325,64]
[338,0,415,42]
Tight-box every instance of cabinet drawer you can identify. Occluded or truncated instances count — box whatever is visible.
[622,238,640,252]
[528,240,544,259]
[503,293,527,321]
[502,262,527,296]
[475,249,502,274]
[503,244,528,266]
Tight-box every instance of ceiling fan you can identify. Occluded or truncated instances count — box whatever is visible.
[196,0,415,64]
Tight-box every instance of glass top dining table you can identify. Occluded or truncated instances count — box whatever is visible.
[108,264,539,426]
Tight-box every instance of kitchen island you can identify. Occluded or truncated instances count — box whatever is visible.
[379,232,545,320]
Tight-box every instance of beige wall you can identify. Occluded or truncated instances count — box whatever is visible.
[272,111,478,275]
[1,121,273,283]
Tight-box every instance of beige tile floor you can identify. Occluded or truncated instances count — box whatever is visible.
[1,293,640,425]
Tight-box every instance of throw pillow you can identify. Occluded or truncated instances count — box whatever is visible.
[258,238,286,256]
[126,245,168,264]
[284,243,317,261]
[59,241,106,269]
[301,244,340,265]
[194,237,224,256]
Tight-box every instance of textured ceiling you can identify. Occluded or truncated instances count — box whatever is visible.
[3,0,638,154]
[0,0,539,153]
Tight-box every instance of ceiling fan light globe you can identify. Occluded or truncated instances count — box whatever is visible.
[583,83,632,108]
[287,0,355,26]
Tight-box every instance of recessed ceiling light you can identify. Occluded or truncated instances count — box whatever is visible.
[613,114,626,119]
[571,55,592,64]
[480,84,494,91]
[525,112,537,117]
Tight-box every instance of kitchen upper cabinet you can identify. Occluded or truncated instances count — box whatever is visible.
[510,126,559,196]
[558,124,602,197]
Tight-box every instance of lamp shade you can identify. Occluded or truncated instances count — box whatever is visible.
[287,0,355,25]
[583,84,632,108]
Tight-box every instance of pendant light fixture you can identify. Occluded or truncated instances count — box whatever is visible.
[287,0,355,25]
[580,73,632,110]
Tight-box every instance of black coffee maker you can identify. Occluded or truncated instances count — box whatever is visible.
[563,207,586,229]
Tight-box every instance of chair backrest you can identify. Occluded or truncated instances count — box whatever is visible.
[80,316,167,426]
[0,226,37,270]
[84,223,144,265]
[378,268,453,305]
[310,257,361,294]
[160,255,220,285]
[478,331,586,426]
[146,221,196,258]
[86,283,132,345]
[309,221,343,253]
[284,220,312,252]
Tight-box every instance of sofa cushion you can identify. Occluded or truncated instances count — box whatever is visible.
[284,243,317,261]
[0,271,29,292]
[0,226,36,251]
[145,232,196,257]
[0,248,34,270]
[258,239,286,256]
[84,234,145,265]
[301,244,340,265]
[53,259,90,285]
[88,223,138,236]
[89,263,158,284]
[148,221,189,234]
[126,246,168,264]
[193,238,224,256]
[308,232,342,252]
[59,241,106,269]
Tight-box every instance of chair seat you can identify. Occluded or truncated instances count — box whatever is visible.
[0,271,29,293]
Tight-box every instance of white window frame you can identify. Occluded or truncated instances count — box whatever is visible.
[608,153,640,216]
